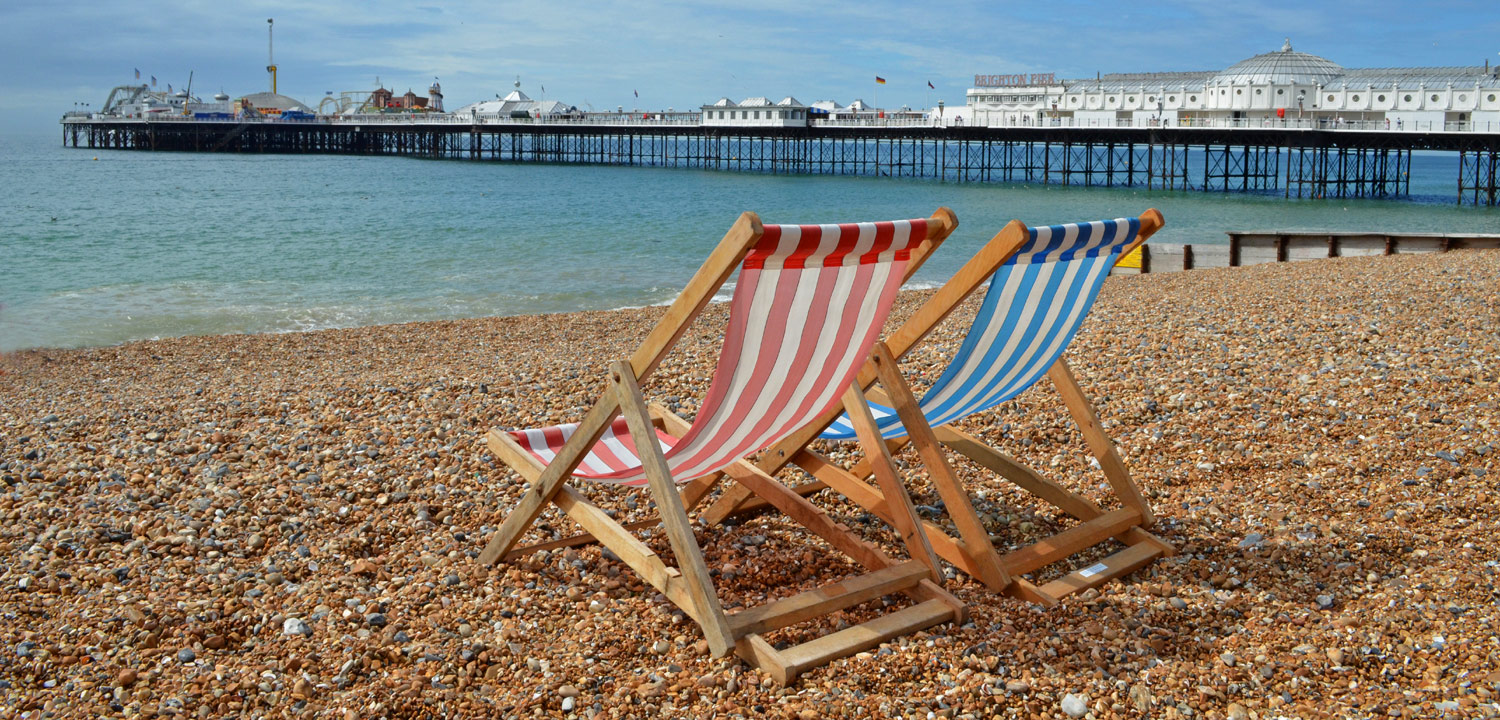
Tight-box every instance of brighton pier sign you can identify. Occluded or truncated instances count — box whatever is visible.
[974,73,1057,88]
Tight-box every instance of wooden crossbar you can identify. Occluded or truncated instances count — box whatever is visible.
[738,599,957,685]
[1037,541,1164,600]
[997,507,1141,576]
[727,560,930,636]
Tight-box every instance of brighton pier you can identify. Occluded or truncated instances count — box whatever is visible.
[60,114,1500,206]
[62,39,1500,205]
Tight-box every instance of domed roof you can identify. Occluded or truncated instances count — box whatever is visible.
[1210,39,1343,86]
[240,91,309,111]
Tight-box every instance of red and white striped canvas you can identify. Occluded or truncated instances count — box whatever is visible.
[506,218,929,486]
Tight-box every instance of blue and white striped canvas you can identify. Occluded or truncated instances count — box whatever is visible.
[822,216,1140,441]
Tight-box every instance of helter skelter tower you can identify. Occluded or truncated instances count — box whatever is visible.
[266,18,278,95]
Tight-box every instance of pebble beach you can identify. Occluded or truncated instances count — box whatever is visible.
[2,249,1497,719]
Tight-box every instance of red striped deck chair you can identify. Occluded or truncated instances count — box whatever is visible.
[478,209,966,684]
[704,209,1175,605]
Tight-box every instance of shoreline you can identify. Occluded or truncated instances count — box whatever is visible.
[2,251,1497,718]
[8,231,1498,356]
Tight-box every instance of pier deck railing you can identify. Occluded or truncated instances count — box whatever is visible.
[61,114,1500,134]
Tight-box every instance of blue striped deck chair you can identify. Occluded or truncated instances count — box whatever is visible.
[705,209,1174,605]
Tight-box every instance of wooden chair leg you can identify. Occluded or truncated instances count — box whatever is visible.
[612,361,735,657]
[1046,359,1155,526]
[933,423,1170,557]
[934,424,1105,521]
[702,474,757,526]
[716,460,965,612]
[840,380,943,582]
[479,387,626,565]
[497,478,723,560]
[869,342,1012,590]
[788,447,997,584]
[646,403,724,514]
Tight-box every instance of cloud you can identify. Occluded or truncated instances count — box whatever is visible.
[2,0,1492,132]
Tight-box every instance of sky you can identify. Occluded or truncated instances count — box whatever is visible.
[3,0,1498,132]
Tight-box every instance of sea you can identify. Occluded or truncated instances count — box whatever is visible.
[2,130,1496,352]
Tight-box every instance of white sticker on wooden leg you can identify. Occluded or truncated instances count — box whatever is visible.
[1077,562,1109,578]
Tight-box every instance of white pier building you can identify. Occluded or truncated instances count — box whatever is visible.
[701,97,810,127]
[967,40,1500,130]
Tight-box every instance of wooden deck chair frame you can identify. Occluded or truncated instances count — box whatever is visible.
[476,210,966,684]
[703,209,1175,606]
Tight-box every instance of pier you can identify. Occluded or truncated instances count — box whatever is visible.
[61,117,1500,205]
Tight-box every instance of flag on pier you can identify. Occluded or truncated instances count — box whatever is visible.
[875,76,886,85]
[633,89,638,98]
[168,84,173,93]
[151,76,156,87]
[134,68,140,80]
[928,81,935,89]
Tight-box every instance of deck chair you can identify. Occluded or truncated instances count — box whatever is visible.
[704,209,1175,605]
[477,210,967,684]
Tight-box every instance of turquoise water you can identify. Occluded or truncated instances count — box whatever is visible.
[3,131,1496,351]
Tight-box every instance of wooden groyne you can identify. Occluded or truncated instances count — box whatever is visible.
[1113,231,1500,274]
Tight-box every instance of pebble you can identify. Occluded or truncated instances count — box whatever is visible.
[0,252,1496,718]
[1315,594,1336,610]
[1061,693,1089,717]
[283,618,312,636]
[561,696,576,712]
[177,648,195,663]
[366,613,387,627]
